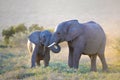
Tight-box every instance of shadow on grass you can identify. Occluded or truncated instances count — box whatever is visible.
[17,72,35,79]
[49,62,90,73]
[0,52,28,74]
[48,62,120,74]
[0,65,29,74]
[0,53,16,59]
[0,53,16,74]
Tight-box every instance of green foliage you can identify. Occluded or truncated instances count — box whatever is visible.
[2,26,15,45]
[14,24,27,33]
[29,24,44,32]
[2,24,27,46]
[4,36,9,45]
[2,26,15,37]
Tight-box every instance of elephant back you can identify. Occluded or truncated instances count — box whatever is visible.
[83,22,106,54]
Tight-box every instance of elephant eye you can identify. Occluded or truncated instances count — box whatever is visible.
[42,35,45,38]
[57,32,60,35]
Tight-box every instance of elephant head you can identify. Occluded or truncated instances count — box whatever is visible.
[28,30,52,47]
[40,30,52,46]
[48,20,83,53]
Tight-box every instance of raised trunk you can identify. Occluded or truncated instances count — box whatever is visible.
[49,44,61,53]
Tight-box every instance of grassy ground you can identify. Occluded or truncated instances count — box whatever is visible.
[0,31,120,80]
[0,41,120,80]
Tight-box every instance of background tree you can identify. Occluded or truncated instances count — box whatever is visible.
[2,24,27,46]
[2,26,15,45]
[29,24,44,32]
[14,24,27,33]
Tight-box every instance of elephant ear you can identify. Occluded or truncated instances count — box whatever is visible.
[65,20,82,41]
[28,31,41,45]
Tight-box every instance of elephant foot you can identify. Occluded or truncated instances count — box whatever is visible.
[37,63,41,67]
[31,65,35,68]
[102,68,109,72]
[44,62,49,67]
[37,61,40,67]
[73,69,78,72]
[68,62,73,68]
[44,66,48,68]
[44,64,49,67]
[102,65,108,72]
[31,64,36,68]
[69,66,73,68]
[90,68,97,72]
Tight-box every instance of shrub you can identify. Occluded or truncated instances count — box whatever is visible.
[14,24,27,33]
[28,24,44,32]
[2,24,27,46]
[2,26,15,45]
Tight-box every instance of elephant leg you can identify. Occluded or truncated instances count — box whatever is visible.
[44,54,50,67]
[98,53,108,71]
[31,50,37,68]
[44,48,50,67]
[89,54,97,72]
[31,46,38,68]
[68,46,74,68]
[73,48,81,69]
[36,54,40,66]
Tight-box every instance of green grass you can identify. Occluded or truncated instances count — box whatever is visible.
[0,47,120,80]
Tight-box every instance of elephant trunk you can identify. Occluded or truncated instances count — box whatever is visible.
[48,42,61,53]
[48,33,61,53]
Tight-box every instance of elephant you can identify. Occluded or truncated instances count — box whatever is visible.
[48,20,108,71]
[27,30,52,68]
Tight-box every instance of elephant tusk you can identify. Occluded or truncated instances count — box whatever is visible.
[48,42,56,48]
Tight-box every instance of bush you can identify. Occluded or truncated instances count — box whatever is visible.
[2,26,15,45]
[14,24,27,33]
[2,24,27,46]
[29,24,44,32]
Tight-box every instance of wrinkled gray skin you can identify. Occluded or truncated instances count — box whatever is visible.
[49,20,108,71]
[27,30,52,68]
